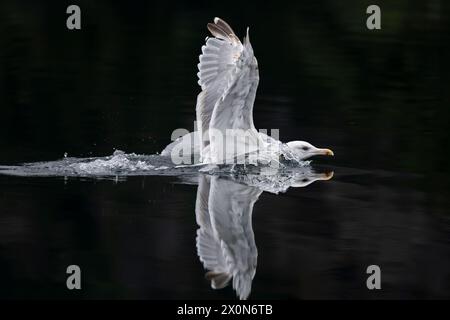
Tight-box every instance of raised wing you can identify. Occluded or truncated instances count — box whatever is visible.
[195,18,244,158]
[208,28,261,163]
[209,28,259,131]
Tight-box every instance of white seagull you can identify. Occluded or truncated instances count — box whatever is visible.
[162,17,334,165]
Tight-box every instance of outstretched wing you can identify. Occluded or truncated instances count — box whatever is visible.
[209,28,259,132]
[207,28,261,163]
[196,18,244,155]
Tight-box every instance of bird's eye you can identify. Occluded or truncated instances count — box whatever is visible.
[302,146,309,151]
[302,179,309,183]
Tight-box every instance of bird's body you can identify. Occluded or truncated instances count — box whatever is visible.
[162,18,333,165]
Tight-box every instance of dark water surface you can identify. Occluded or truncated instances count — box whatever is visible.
[1,1,450,299]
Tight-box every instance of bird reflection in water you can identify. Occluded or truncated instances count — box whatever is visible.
[194,167,333,299]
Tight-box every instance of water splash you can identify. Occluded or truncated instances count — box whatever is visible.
[0,150,184,178]
[0,150,328,193]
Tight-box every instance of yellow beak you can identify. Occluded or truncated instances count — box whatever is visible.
[324,171,334,180]
[320,148,334,156]
[318,171,334,181]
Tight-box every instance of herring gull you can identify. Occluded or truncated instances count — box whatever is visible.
[162,17,334,165]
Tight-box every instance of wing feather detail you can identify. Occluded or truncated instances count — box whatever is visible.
[196,18,243,156]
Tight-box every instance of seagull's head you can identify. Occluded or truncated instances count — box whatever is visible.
[286,141,334,160]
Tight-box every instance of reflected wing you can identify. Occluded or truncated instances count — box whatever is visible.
[195,175,231,289]
[196,18,243,154]
[208,176,262,300]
